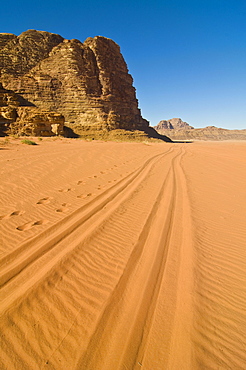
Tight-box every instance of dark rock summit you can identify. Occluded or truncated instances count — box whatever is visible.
[0,30,149,136]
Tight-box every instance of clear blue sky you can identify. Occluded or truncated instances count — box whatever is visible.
[1,0,246,129]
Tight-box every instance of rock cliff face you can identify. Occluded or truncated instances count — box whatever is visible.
[0,30,148,133]
[10,108,64,136]
[0,82,64,136]
[0,82,19,135]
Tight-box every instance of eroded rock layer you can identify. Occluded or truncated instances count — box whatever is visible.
[0,82,64,136]
[0,30,148,132]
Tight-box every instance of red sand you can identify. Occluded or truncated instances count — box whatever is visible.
[0,139,245,369]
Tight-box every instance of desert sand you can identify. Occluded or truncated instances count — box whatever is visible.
[0,138,245,369]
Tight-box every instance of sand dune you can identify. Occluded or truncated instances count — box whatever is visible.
[0,139,245,369]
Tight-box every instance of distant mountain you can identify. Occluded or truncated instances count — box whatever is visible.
[155,118,194,131]
[154,119,246,141]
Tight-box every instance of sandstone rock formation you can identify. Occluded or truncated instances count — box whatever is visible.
[0,82,19,135]
[10,108,64,136]
[0,83,64,136]
[155,118,194,131]
[0,30,148,135]
[0,83,19,135]
[154,119,246,141]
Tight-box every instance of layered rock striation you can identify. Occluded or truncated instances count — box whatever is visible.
[0,30,148,134]
[0,82,64,136]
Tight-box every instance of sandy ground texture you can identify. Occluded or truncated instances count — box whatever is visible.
[0,138,245,369]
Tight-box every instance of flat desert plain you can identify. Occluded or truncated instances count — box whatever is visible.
[0,138,245,369]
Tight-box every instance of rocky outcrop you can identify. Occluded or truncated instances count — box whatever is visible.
[0,83,64,136]
[0,30,64,76]
[155,118,194,131]
[0,30,148,134]
[0,83,19,135]
[10,108,64,136]
[154,121,246,141]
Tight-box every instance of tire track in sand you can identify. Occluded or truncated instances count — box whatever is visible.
[0,149,171,289]
[0,147,175,369]
[0,146,195,370]
[74,147,195,370]
[0,149,173,309]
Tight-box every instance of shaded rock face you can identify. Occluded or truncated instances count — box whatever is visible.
[155,118,194,131]
[0,30,148,132]
[0,83,64,137]
[11,108,65,136]
[0,83,19,135]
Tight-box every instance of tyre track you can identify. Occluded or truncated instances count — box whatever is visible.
[0,147,176,369]
[0,149,173,290]
[0,149,174,316]
[74,149,183,370]
[0,146,196,370]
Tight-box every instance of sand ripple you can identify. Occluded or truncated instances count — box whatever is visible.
[0,139,245,369]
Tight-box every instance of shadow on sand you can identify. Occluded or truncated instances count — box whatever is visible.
[144,127,172,142]
[63,126,80,138]
[144,127,193,143]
